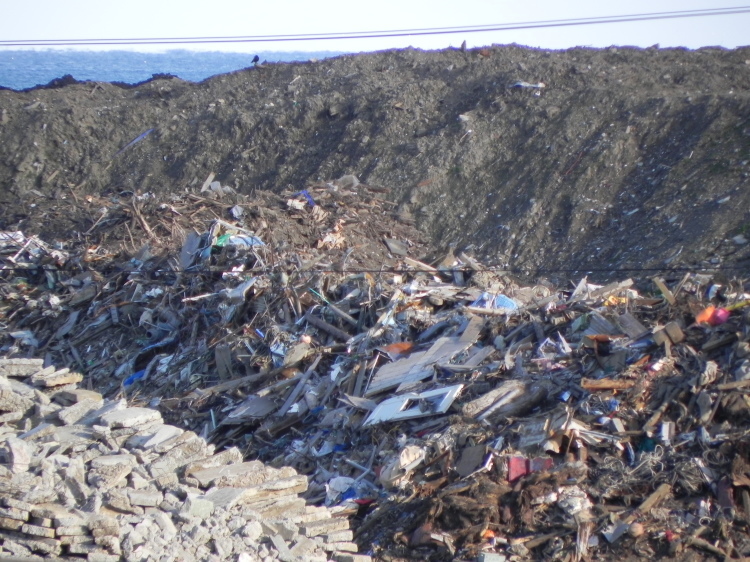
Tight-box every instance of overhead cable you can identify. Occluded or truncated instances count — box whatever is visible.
[1,6,748,46]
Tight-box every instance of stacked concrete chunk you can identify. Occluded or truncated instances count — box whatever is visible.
[0,358,371,562]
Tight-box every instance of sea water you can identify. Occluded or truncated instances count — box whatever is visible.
[0,49,342,91]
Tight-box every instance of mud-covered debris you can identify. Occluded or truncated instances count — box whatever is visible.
[2,181,750,561]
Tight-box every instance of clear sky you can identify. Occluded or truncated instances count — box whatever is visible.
[1,0,748,53]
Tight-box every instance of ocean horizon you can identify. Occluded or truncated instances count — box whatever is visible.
[0,49,345,91]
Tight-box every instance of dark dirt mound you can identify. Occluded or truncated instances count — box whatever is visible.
[1,45,749,280]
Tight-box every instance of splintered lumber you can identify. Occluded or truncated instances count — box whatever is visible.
[623,483,671,523]
[652,277,676,305]
[581,378,636,391]
[569,279,634,303]
[403,257,438,273]
[304,310,351,342]
[462,379,549,421]
[717,379,750,391]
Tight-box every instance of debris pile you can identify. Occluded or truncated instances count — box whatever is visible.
[2,177,750,560]
[0,357,368,562]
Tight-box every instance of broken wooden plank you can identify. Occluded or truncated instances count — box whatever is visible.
[624,483,671,523]
[462,380,527,418]
[462,379,550,421]
[276,355,321,417]
[569,279,633,303]
[652,277,676,305]
[403,257,438,273]
[463,306,514,316]
[717,379,750,391]
[616,312,650,339]
[304,310,351,342]
[214,344,234,381]
[581,378,636,391]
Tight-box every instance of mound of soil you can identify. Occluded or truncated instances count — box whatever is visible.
[1,45,750,279]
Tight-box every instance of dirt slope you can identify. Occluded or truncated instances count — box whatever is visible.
[1,45,750,279]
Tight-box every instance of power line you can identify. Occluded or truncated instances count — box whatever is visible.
[1,6,749,47]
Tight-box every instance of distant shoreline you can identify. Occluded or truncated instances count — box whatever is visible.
[0,49,345,90]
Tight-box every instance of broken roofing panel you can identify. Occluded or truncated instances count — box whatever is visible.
[363,384,464,426]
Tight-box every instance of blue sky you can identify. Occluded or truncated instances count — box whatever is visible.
[2,0,748,53]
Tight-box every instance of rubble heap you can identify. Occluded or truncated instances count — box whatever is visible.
[0,357,369,562]
[2,177,750,561]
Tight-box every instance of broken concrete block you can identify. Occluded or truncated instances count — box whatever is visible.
[324,541,359,552]
[153,472,179,490]
[2,498,34,512]
[270,533,296,562]
[67,541,99,554]
[104,489,143,515]
[148,435,210,478]
[5,436,31,473]
[290,535,319,557]
[0,358,45,378]
[100,407,162,429]
[53,512,84,527]
[53,388,103,406]
[29,515,53,527]
[88,516,119,536]
[282,503,330,525]
[79,398,127,426]
[0,517,24,531]
[0,389,34,413]
[202,487,252,510]
[94,533,121,553]
[247,495,307,519]
[151,510,177,540]
[0,537,33,556]
[21,522,56,538]
[0,410,23,422]
[18,422,55,441]
[152,429,198,454]
[36,400,63,419]
[58,398,105,425]
[4,532,62,555]
[332,554,372,562]
[59,534,92,546]
[242,520,263,541]
[127,489,163,507]
[125,423,179,450]
[30,367,83,387]
[242,474,308,504]
[183,446,243,477]
[301,517,350,537]
[56,524,89,536]
[190,460,266,488]
[88,552,122,562]
[65,474,92,504]
[28,505,67,521]
[89,453,137,470]
[181,496,214,520]
[324,530,354,543]
[87,461,134,491]
[0,506,29,521]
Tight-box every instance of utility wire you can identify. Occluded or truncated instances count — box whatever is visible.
[1,6,748,46]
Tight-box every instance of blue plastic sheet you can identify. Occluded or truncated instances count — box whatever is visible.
[294,189,316,207]
[123,370,146,387]
[471,292,518,310]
